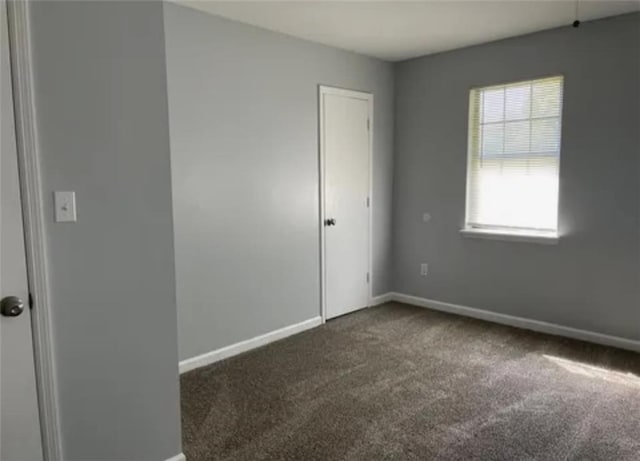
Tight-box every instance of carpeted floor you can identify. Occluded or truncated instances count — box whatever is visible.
[181,303,640,461]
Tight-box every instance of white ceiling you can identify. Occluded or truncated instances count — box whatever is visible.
[175,0,640,61]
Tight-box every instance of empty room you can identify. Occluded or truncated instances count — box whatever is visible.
[1,1,639,460]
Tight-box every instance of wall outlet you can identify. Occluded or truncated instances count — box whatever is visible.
[422,213,431,223]
[420,263,429,276]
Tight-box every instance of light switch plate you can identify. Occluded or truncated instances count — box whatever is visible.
[54,191,77,222]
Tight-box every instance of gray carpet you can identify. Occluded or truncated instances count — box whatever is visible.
[181,303,640,461]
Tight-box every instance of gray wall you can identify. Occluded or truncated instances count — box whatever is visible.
[393,13,640,341]
[29,2,182,459]
[163,3,394,361]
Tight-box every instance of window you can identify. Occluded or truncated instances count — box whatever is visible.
[463,76,563,243]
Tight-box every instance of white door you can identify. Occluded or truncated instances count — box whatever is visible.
[1,0,44,459]
[320,87,372,320]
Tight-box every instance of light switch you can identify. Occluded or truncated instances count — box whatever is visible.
[54,191,77,222]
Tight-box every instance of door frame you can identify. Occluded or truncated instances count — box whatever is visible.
[6,1,62,459]
[318,85,373,323]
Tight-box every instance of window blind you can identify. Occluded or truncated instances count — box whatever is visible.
[465,76,563,233]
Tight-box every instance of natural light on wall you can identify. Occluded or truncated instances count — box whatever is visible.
[464,76,563,241]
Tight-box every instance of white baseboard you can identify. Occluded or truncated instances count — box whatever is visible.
[165,453,186,461]
[369,292,395,306]
[179,316,323,374]
[390,292,640,353]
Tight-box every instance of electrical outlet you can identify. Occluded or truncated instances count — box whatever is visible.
[422,213,431,223]
[420,263,428,276]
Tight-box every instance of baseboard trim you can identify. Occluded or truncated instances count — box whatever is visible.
[369,292,395,306]
[165,453,186,461]
[389,292,640,353]
[179,316,323,374]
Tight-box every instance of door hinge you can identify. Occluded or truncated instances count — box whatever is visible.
[366,196,370,208]
[28,293,34,310]
[367,118,370,131]
[366,272,370,283]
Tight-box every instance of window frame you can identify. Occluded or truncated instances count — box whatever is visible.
[462,75,564,244]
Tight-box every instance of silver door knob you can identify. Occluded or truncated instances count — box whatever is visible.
[1,296,25,317]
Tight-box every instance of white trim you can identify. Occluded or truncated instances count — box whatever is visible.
[6,2,63,460]
[460,227,559,245]
[318,85,374,323]
[318,85,372,101]
[390,292,640,353]
[318,85,326,322]
[369,293,394,306]
[179,317,322,374]
[165,453,186,461]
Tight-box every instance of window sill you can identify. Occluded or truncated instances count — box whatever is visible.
[460,228,559,245]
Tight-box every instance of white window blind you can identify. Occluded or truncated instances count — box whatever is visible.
[465,76,563,234]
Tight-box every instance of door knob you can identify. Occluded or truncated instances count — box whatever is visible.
[325,218,336,226]
[1,296,25,317]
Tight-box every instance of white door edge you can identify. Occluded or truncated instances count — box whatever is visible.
[318,85,373,323]
[6,2,63,459]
